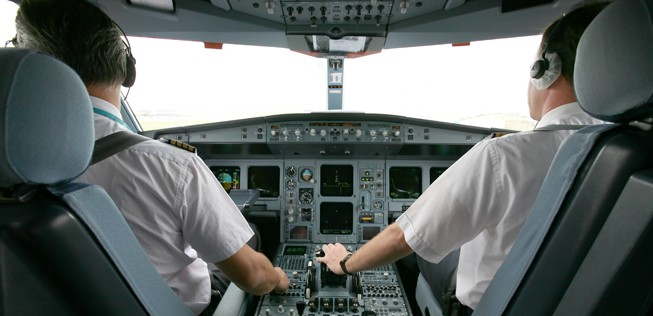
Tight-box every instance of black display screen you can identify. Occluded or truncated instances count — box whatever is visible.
[320,202,353,235]
[389,167,422,199]
[320,165,354,197]
[283,245,307,256]
[248,166,280,198]
[210,166,240,193]
[430,167,448,183]
[362,226,381,240]
[288,225,309,240]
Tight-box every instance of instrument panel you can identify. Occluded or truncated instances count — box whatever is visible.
[205,159,452,244]
[150,114,506,316]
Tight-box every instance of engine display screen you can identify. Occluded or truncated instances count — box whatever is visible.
[320,202,353,235]
[283,245,307,256]
[210,166,240,193]
[430,167,448,183]
[248,166,280,198]
[389,167,422,199]
[320,165,354,197]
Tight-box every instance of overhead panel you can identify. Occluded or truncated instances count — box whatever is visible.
[222,0,449,37]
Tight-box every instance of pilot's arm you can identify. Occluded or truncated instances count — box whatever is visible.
[215,244,290,295]
[316,223,413,274]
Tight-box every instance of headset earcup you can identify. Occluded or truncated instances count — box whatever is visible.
[123,53,136,87]
[530,58,548,79]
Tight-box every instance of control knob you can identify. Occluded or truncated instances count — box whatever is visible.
[355,129,363,137]
[310,128,316,136]
[369,129,377,137]
[320,129,327,137]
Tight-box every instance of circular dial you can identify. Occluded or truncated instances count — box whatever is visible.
[299,190,313,204]
[285,178,297,190]
[372,200,383,211]
[285,166,297,178]
[300,168,313,182]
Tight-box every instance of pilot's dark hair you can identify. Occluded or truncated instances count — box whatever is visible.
[15,0,128,87]
[540,1,610,86]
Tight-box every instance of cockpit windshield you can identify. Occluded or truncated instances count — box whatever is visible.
[1,0,539,131]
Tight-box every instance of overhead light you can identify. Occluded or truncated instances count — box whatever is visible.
[127,0,175,12]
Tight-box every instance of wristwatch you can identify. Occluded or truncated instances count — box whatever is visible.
[339,252,354,275]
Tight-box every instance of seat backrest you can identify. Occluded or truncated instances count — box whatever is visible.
[0,48,193,316]
[475,1,653,315]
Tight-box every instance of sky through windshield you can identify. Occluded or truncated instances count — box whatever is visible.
[1,0,540,131]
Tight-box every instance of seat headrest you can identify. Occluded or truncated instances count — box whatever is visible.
[0,49,94,188]
[575,0,653,123]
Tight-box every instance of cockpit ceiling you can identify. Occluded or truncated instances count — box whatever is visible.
[94,0,585,52]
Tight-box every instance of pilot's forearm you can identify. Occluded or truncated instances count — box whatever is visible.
[318,223,413,274]
[216,245,289,295]
[346,223,413,273]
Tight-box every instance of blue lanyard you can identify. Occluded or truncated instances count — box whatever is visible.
[93,107,135,132]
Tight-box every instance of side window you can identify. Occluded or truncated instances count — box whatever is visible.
[1,1,18,46]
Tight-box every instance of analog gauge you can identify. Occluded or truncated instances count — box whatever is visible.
[285,179,297,190]
[372,200,383,211]
[286,166,297,178]
[300,168,313,182]
[299,189,314,205]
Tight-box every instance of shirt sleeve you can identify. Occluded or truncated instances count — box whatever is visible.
[396,139,508,263]
[177,154,254,263]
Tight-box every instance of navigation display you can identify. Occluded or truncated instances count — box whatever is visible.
[210,166,240,193]
[389,167,422,199]
[320,165,354,197]
[248,166,280,198]
[320,202,353,235]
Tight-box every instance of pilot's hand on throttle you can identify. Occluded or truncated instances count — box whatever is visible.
[315,243,350,275]
[273,267,290,293]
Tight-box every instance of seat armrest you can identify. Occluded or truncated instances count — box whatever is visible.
[213,283,250,316]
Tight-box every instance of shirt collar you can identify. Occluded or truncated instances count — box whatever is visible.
[536,102,595,128]
[89,96,123,119]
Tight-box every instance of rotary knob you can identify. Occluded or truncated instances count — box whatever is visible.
[310,128,316,136]
[369,130,377,137]
[320,129,327,137]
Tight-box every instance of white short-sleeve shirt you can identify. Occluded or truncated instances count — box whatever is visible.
[78,97,254,314]
[396,102,606,308]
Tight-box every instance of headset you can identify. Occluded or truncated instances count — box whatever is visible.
[114,21,137,88]
[530,15,565,90]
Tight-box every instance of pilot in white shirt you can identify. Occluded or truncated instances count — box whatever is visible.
[79,97,254,314]
[397,102,606,308]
